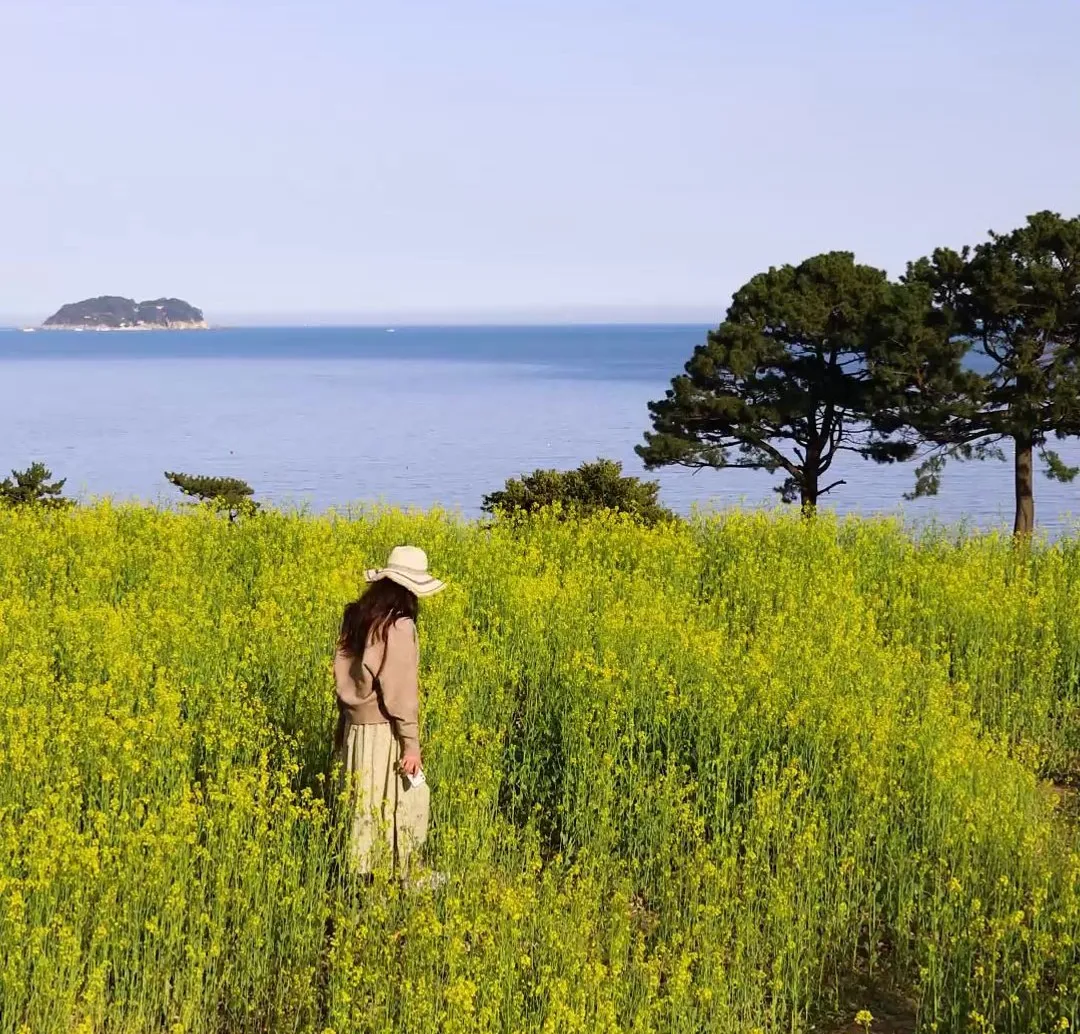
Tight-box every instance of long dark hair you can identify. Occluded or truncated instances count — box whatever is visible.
[338,579,419,657]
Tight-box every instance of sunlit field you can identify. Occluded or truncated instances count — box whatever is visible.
[2,503,1078,1033]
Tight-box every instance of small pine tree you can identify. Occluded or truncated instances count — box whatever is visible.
[165,471,258,522]
[0,462,70,508]
[482,458,673,525]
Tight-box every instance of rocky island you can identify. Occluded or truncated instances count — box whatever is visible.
[41,296,208,330]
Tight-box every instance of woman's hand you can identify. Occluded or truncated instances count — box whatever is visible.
[401,752,422,776]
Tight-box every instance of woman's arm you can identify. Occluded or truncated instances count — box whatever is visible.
[379,618,421,763]
[332,648,354,697]
[331,648,352,753]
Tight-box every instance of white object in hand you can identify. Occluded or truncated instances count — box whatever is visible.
[406,769,427,788]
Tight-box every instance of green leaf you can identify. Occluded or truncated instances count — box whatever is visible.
[1041,448,1080,483]
[904,455,946,500]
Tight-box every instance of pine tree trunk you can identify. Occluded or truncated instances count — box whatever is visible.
[1013,434,1035,537]
[800,473,818,515]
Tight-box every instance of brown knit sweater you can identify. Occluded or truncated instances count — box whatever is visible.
[333,617,421,756]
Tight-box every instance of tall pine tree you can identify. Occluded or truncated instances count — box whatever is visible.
[897,212,1080,535]
[638,252,920,510]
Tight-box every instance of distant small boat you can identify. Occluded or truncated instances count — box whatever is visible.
[20,327,35,333]
[385,328,396,333]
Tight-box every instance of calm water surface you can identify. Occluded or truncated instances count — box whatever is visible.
[3,324,1079,532]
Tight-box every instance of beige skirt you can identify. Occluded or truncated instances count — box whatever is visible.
[338,721,430,874]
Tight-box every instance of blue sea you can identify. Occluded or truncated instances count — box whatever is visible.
[2,324,1079,532]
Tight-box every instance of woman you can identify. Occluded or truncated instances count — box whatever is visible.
[333,545,445,875]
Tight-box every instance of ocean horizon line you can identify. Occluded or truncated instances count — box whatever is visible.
[0,303,721,329]
[0,318,714,332]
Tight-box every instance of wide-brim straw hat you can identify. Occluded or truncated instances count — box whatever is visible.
[364,545,446,598]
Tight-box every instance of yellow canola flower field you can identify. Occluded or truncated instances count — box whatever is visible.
[0,502,1078,1034]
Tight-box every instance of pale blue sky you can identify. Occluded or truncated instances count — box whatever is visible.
[1,0,1078,324]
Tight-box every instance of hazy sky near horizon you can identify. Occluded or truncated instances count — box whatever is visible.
[1,0,1078,323]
